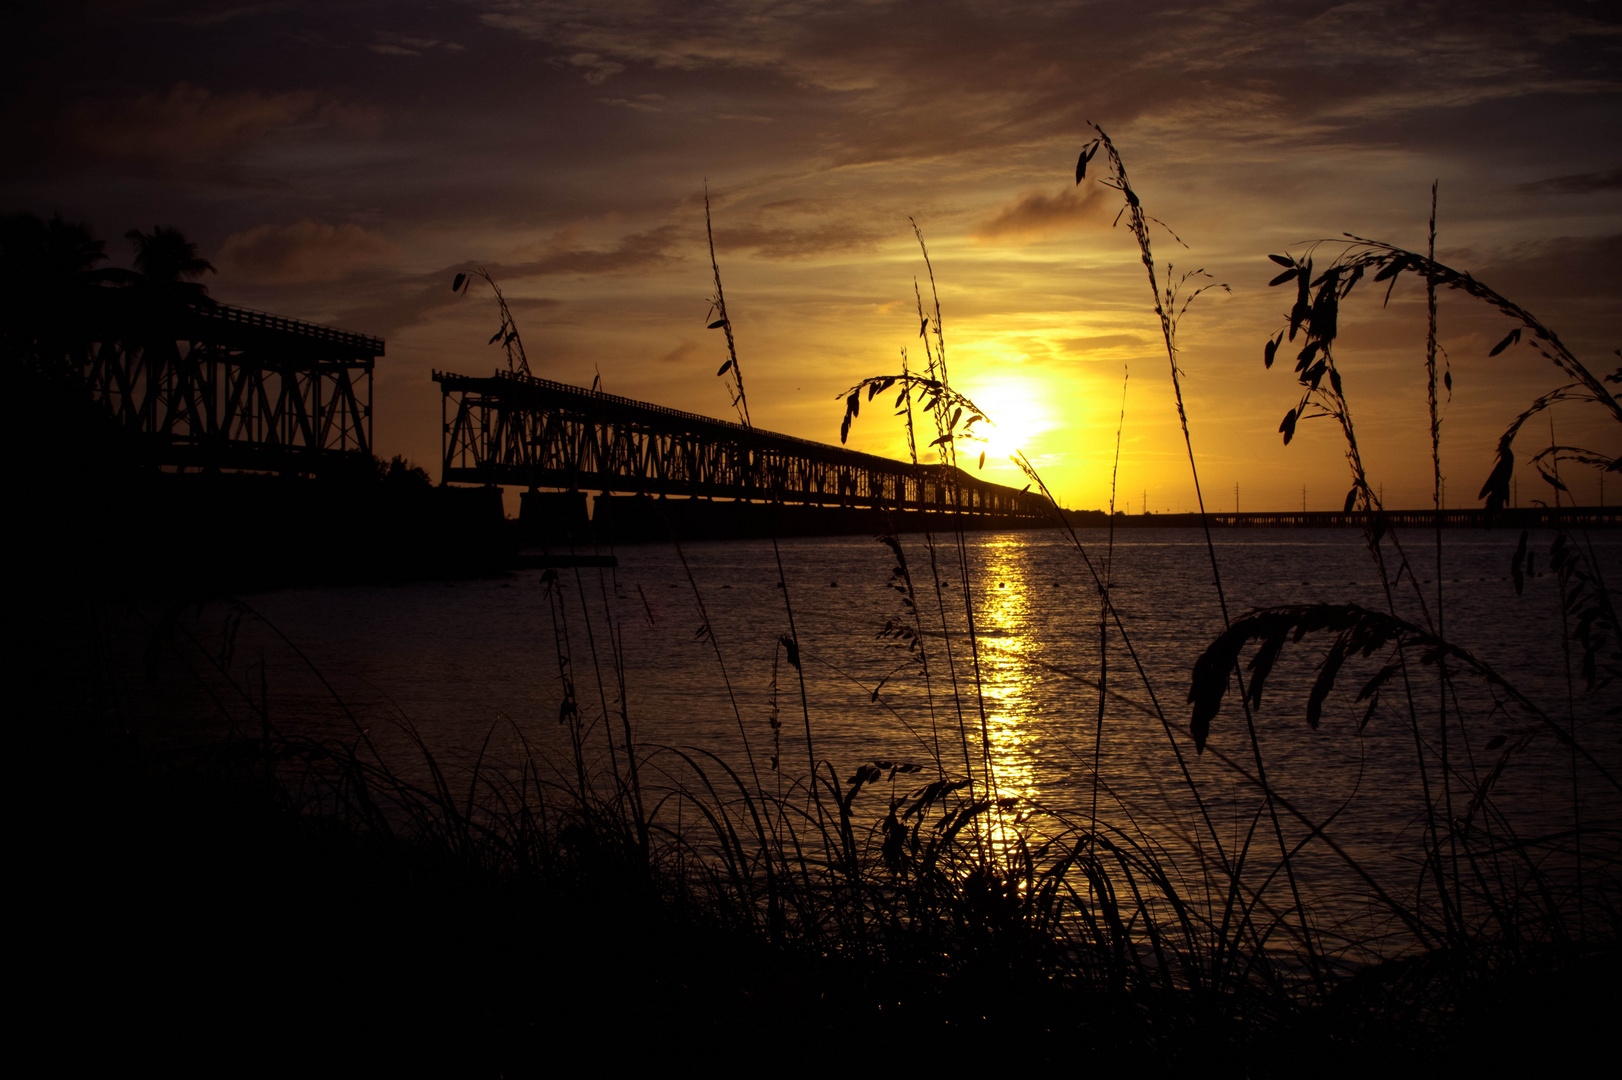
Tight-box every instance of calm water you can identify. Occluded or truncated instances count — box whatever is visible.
[137,525,1621,948]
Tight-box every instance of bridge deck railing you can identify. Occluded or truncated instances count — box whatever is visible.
[192,301,385,356]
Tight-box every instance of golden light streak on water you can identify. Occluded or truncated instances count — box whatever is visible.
[967,539,1052,864]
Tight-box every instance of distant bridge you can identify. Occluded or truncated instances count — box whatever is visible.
[1113,507,1619,529]
[433,369,1049,519]
[68,294,382,473]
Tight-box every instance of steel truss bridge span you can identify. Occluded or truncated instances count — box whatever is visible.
[434,369,1049,517]
[70,294,382,473]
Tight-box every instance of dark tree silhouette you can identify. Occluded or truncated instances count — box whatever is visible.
[2,212,111,309]
[1,212,107,283]
[125,225,215,304]
[1,212,116,356]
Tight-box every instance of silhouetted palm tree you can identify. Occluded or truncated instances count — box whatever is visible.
[2,212,107,292]
[125,225,215,304]
[1,212,114,357]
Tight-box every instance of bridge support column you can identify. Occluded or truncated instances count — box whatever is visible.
[520,489,590,548]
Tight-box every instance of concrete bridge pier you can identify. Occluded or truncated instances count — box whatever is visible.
[519,489,590,548]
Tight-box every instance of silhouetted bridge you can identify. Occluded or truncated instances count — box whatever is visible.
[1114,507,1618,529]
[67,294,381,473]
[36,287,1613,536]
[432,369,1050,523]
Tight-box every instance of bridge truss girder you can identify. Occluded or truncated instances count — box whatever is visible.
[70,300,382,473]
[434,369,1049,518]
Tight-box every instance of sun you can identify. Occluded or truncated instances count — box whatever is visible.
[959,376,1052,466]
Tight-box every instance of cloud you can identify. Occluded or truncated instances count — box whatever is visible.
[714,222,885,260]
[53,82,377,167]
[479,1,795,74]
[1059,333,1148,355]
[492,226,684,278]
[219,220,397,283]
[366,31,462,56]
[505,296,565,316]
[1517,167,1622,195]
[1468,233,1622,307]
[567,52,626,83]
[314,227,678,342]
[658,339,703,364]
[376,32,442,52]
[972,186,1106,243]
[467,0,1622,172]
[600,93,666,112]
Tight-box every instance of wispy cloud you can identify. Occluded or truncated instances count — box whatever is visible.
[972,186,1107,243]
[715,221,886,260]
[39,83,378,175]
[488,226,684,278]
[1470,233,1622,307]
[220,220,397,283]
[658,339,703,364]
[1517,166,1622,195]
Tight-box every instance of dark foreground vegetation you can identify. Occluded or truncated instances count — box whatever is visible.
[21,577,1618,1076]
[19,579,1618,1075]
[12,137,1622,1074]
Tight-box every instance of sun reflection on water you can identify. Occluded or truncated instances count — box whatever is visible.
[972,540,1046,811]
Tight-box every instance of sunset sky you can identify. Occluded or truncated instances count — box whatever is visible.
[6,1,1618,513]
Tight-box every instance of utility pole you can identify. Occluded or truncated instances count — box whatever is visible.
[1235,482,1240,515]
[1302,484,1306,513]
